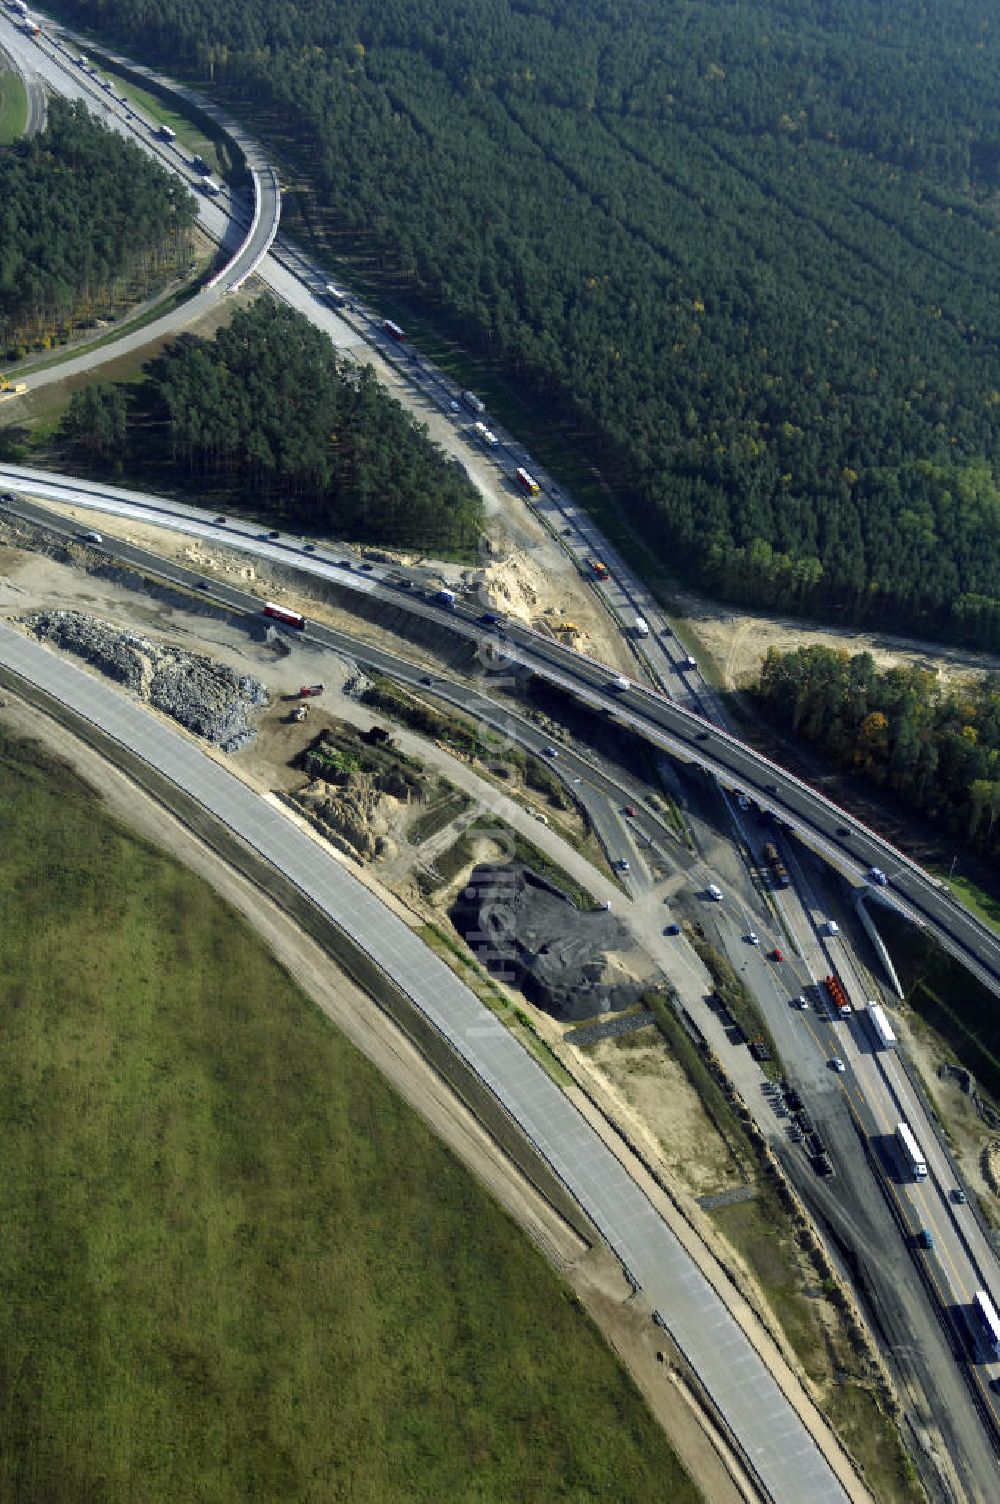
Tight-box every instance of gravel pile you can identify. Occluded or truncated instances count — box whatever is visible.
[22,610,268,750]
[450,863,645,1022]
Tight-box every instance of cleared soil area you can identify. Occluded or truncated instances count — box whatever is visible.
[676,594,1000,693]
[583,1031,741,1197]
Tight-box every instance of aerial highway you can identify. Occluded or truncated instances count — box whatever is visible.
[3,12,1000,1485]
[0,621,861,1504]
[0,8,280,339]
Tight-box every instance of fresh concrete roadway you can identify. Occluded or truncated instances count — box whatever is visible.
[2,7,748,707]
[695,887,1000,1496]
[14,10,994,1404]
[3,17,999,1474]
[0,621,861,1504]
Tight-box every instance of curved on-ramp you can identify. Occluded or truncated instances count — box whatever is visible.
[0,15,47,136]
[206,164,281,294]
[0,622,857,1504]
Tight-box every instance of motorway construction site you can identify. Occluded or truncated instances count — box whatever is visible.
[3,499,974,1504]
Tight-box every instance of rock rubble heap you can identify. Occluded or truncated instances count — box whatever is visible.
[22,610,268,751]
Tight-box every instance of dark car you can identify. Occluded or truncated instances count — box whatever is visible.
[360,562,374,572]
[267,530,280,539]
[303,543,316,552]
[663,923,681,936]
[214,515,228,525]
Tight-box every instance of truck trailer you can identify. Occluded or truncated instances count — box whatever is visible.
[263,602,307,630]
[866,1001,897,1050]
[972,1291,1000,1359]
[895,1121,928,1180]
[460,390,486,416]
[763,841,790,889]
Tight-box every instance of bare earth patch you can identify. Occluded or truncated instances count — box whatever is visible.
[674,592,1000,693]
[584,1033,742,1196]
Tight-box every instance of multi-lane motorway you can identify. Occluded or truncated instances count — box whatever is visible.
[0,8,280,364]
[0,13,46,134]
[3,460,997,1004]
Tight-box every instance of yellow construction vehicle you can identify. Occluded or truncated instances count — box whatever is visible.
[0,374,28,403]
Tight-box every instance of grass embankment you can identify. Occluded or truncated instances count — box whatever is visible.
[0,70,27,145]
[418,815,596,913]
[879,906,1000,1104]
[709,1198,920,1504]
[930,867,1000,937]
[362,676,567,801]
[0,726,694,1503]
[408,787,472,845]
[419,923,574,1089]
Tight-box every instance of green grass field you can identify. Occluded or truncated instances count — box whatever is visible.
[0,69,27,146]
[0,726,696,1503]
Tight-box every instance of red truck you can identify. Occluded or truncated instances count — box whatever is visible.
[263,602,306,630]
[298,684,325,698]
